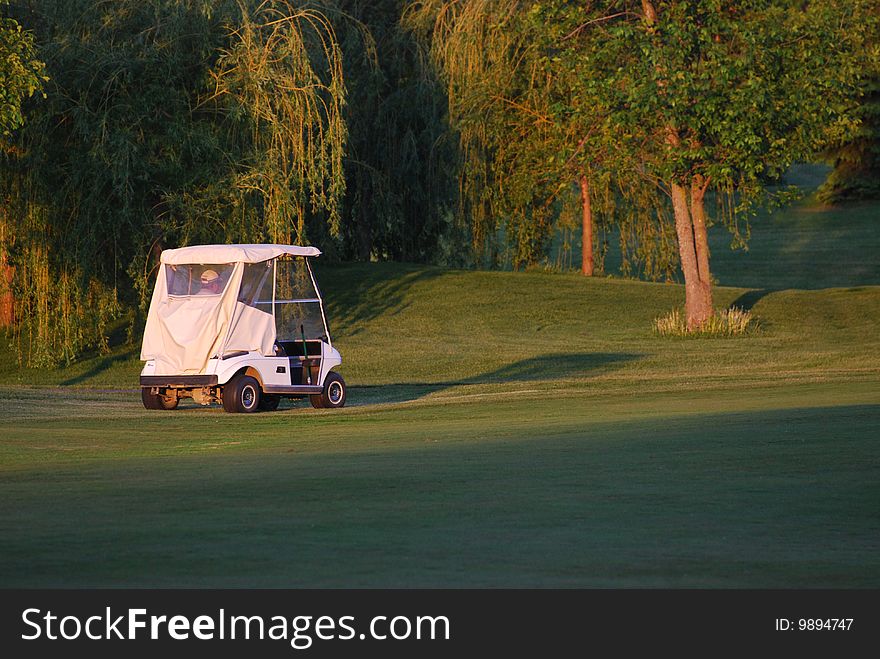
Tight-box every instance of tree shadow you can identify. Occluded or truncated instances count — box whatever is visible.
[727,288,779,312]
[319,263,444,339]
[60,347,138,386]
[348,351,643,406]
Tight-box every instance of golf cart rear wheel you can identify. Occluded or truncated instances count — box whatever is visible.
[258,394,281,411]
[141,388,179,410]
[310,372,346,409]
[223,375,261,413]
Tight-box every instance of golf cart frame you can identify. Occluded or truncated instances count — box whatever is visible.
[139,244,345,412]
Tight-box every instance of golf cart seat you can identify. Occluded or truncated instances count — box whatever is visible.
[276,339,322,359]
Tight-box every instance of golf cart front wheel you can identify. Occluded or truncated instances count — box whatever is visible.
[311,372,346,409]
[223,374,261,413]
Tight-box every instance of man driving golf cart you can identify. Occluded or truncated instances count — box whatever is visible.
[197,269,222,295]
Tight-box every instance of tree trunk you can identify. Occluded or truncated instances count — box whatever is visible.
[0,204,13,328]
[641,1,714,329]
[690,173,712,285]
[665,126,713,330]
[0,255,13,328]
[579,174,594,276]
[670,182,713,329]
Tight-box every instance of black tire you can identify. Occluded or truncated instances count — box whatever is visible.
[141,388,179,410]
[222,374,261,413]
[258,394,281,411]
[310,372,346,409]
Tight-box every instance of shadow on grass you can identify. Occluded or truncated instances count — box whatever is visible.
[3,402,877,587]
[60,347,138,386]
[350,351,642,406]
[728,288,780,312]
[320,264,444,340]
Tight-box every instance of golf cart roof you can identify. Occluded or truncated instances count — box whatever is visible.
[161,243,321,265]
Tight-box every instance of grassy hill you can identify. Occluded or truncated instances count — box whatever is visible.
[2,261,878,395]
[1,174,878,587]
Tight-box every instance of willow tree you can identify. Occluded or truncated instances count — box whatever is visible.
[3,0,349,365]
[204,0,348,246]
[404,1,531,267]
[404,1,672,275]
[404,0,590,270]
[542,0,874,328]
[4,0,220,363]
[331,0,458,264]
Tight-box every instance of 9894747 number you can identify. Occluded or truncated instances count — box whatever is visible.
[775,618,853,631]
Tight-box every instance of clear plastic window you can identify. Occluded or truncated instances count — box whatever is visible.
[238,260,274,315]
[274,257,327,341]
[276,301,326,341]
[165,263,234,296]
[275,257,318,301]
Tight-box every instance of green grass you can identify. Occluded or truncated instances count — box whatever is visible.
[1,166,879,587]
[1,381,878,587]
[3,266,879,391]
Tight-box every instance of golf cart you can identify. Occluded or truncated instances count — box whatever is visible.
[139,244,345,413]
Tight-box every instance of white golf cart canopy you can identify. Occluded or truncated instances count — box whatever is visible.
[160,243,320,264]
[141,243,330,375]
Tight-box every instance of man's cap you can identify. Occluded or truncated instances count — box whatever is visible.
[201,269,220,284]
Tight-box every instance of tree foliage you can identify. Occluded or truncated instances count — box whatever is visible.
[405,1,680,275]
[2,0,350,365]
[538,0,875,327]
[335,0,459,264]
[410,0,877,324]
[0,0,45,329]
[0,0,44,138]
[2,0,877,361]
[819,75,880,203]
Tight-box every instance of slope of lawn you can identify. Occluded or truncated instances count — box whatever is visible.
[2,263,878,393]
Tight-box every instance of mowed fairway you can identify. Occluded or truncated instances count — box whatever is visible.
[1,191,879,587]
[0,380,878,587]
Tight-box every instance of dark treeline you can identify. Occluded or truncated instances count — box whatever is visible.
[1,0,877,364]
[819,75,880,203]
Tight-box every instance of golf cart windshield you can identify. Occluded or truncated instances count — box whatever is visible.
[273,257,328,341]
[237,256,329,340]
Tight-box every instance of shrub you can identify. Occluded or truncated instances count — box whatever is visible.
[653,307,757,337]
